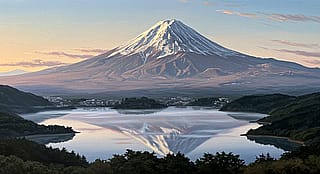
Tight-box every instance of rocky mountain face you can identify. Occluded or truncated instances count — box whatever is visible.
[1,19,320,96]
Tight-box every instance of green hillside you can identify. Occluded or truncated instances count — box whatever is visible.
[0,85,75,138]
[0,112,75,138]
[220,94,296,114]
[0,85,52,113]
[247,93,320,143]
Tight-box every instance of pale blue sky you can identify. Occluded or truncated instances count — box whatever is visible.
[0,0,319,72]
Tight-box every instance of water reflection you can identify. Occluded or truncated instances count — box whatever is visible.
[28,107,289,162]
[25,133,76,144]
[22,111,70,123]
[227,113,267,121]
[57,107,251,155]
[246,135,302,151]
[115,109,163,115]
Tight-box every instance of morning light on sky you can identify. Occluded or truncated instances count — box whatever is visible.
[0,0,319,72]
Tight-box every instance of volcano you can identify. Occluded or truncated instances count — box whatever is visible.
[2,19,320,96]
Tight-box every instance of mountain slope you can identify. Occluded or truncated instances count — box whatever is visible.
[220,94,297,114]
[0,85,52,113]
[0,112,74,138]
[1,19,320,95]
[109,19,241,59]
[247,92,320,143]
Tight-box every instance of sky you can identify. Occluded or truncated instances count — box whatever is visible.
[0,0,319,72]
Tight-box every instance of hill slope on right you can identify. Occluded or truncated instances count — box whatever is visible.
[222,92,320,144]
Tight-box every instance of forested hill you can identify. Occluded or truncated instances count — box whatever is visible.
[220,94,296,114]
[0,85,75,138]
[247,92,320,143]
[0,85,52,114]
[113,97,167,109]
[0,112,75,138]
[221,92,320,144]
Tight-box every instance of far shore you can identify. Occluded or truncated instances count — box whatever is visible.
[23,132,76,139]
[21,133,76,144]
[245,134,305,146]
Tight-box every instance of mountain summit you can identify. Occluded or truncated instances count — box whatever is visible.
[1,19,320,96]
[109,19,240,59]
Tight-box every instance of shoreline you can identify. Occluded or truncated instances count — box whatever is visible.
[245,134,305,146]
[21,132,76,144]
[23,132,76,139]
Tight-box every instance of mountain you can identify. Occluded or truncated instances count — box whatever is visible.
[108,19,242,60]
[0,85,53,114]
[1,19,320,96]
[0,69,27,76]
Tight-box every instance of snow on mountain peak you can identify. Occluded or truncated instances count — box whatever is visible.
[108,19,240,59]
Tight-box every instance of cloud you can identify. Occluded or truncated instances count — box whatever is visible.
[224,3,243,7]
[258,46,271,50]
[36,51,94,59]
[265,14,320,23]
[217,10,233,15]
[216,10,320,23]
[216,10,257,18]
[261,46,320,58]
[0,59,67,67]
[73,48,108,53]
[271,40,319,49]
[202,1,213,6]
[178,0,189,3]
[304,59,320,65]
[275,49,320,58]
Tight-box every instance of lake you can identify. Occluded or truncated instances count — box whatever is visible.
[22,107,288,163]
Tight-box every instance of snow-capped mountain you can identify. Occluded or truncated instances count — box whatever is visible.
[1,19,320,95]
[109,19,241,59]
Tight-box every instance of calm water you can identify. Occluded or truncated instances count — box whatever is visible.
[22,107,285,163]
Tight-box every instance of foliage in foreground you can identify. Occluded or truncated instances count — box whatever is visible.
[0,139,87,167]
[1,139,320,174]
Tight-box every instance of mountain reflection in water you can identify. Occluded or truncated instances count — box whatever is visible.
[25,107,285,162]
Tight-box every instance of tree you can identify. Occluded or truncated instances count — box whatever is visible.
[108,149,159,174]
[159,152,194,174]
[195,152,245,174]
[254,153,275,163]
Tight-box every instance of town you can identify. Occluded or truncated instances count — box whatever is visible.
[44,96,231,108]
